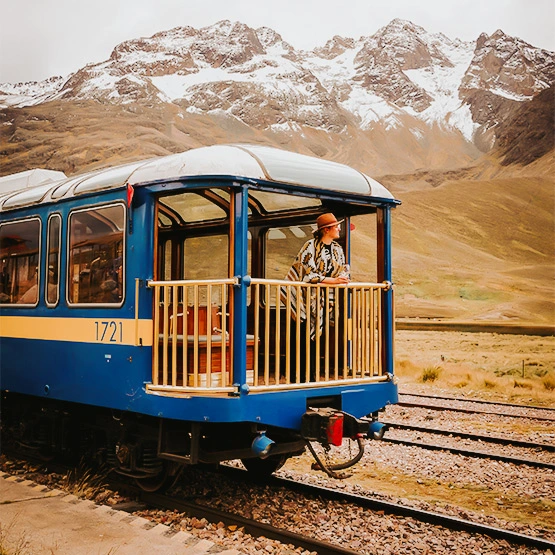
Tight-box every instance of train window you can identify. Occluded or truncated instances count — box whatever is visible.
[162,239,173,281]
[265,224,316,280]
[46,214,61,306]
[349,214,378,283]
[249,190,320,212]
[0,217,41,306]
[68,204,125,305]
[184,235,229,279]
[159,192,227,224]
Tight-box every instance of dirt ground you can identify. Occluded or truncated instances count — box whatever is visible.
[394,330,555,406]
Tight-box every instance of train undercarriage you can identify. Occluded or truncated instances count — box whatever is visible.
[1,391,382,489]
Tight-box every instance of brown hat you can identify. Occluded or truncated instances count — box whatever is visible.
[316,213,343,230]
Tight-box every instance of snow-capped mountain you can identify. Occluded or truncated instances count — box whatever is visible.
[1,19,553,175]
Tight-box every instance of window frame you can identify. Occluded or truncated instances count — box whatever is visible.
[0,216,42,308]
[45,213,62,308]
[66,202,126,308]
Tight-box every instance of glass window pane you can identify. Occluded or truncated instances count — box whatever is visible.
[249,190,320,212]
[0,218,41,305]
[160,192,227,223]
[265,224,315,279]
[46,215,61,305]
[184,235,228,280]
[68,204,124,304]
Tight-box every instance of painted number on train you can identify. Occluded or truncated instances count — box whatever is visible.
[95,321,123,343]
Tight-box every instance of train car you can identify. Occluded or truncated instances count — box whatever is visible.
[0,144,400,486]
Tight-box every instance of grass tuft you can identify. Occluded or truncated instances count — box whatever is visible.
[513,379,533,389]
[542,374,555,391]
[421,366,442,383]
[62,461,109,500]
[0,518,30,555]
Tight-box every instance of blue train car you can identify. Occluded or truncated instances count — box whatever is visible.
[0,144,400,485]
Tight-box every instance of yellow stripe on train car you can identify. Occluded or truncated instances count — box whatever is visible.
[0,316,154,347]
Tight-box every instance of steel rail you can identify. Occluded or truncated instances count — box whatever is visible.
[264,474,555,551]
[4,450,554,553]
[382,421,555,452]
[139,491,361,555]
[396,401,555,422]
[382,437,555,470]
[214,467,555,551]
[399,392,555,413]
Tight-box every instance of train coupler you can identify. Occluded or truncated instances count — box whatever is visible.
[301,408,387,479]
[301,407,378,446]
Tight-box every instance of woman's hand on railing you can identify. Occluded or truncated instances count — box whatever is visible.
[321,276,350,285]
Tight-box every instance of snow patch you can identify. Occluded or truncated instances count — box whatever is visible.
[341,87,397,128]
[489,87,532,102]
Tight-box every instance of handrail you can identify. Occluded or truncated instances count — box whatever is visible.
[147,277,391,395]
[249,280,387,388]
[250,277,390,289]
[148,279,236,393]
[147,278,239,287]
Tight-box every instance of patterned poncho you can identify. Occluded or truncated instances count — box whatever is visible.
[282,238,350,337]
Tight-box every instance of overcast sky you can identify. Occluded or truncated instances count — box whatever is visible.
[1,0,554,83]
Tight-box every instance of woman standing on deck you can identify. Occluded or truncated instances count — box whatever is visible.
[284,213,350,381]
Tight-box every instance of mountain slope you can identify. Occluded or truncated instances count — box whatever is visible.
[1,19,553,175]
[0,19,553,324]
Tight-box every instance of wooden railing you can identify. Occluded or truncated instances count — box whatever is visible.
[249,279,389,390]
[146,278,391,394]
[148,278,237,393]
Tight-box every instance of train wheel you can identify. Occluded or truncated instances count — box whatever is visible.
[241,455,287,478]
[134,462,179,492]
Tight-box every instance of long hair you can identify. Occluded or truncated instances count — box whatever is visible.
[313,227,326,241]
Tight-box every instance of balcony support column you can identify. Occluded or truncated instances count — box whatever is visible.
[377,207,394,376]
[232,184,249,391]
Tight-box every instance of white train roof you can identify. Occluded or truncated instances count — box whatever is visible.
[0,144,396,212]
[0,168,67,195]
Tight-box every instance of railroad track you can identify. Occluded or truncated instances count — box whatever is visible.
[387,393,555,468]
[396,400,555,422]
[381,420,555,468]
[397,393,555,421]
[395,320,555,336]
[3,451,554,553]
[384,421,555,451]
[382,435,555,469]
[400,392,555,413]
[174,466,555,552]
[138,489,361,555]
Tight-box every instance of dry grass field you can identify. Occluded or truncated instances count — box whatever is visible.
[394,330,555,406]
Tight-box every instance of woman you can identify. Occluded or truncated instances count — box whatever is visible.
[284,213,350,381]
[285,213,350,287]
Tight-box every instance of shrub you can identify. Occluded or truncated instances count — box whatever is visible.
[421,366,442,383]
[62,462,108,500]
[542,374,555,391]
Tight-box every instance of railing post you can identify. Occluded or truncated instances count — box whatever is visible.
[232,185,249,391]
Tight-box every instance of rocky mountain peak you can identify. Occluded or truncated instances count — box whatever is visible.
[0,19,552,164]
[371,17,454,70]
[255,26,292,51]
[459,27,555,143]
[462,30,555,99]
[313,35,356,60]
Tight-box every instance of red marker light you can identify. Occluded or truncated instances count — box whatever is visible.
[127,183,134,208]
[326,413,344,446]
